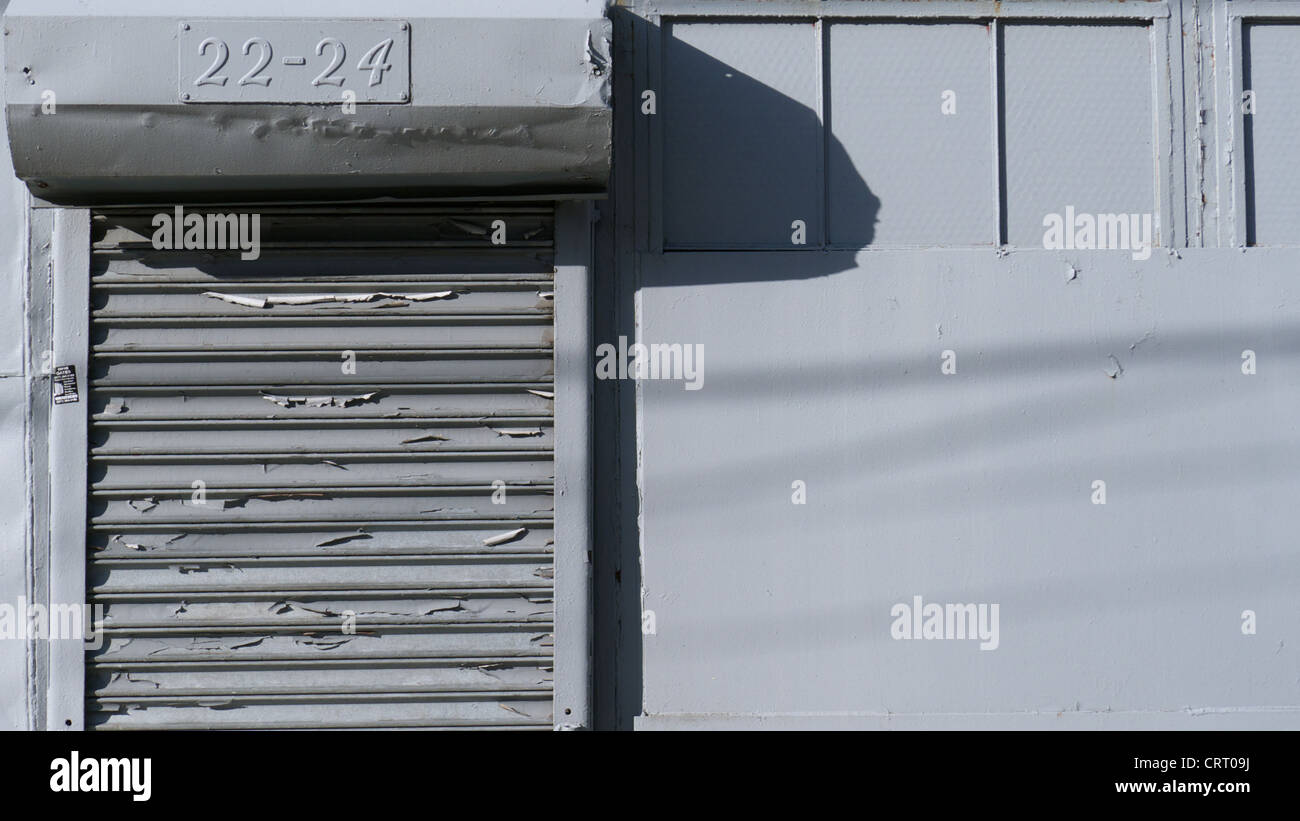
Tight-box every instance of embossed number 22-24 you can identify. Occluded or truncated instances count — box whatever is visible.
[194,37,394,88]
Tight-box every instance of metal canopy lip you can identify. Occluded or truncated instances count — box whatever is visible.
[35,192,604,209]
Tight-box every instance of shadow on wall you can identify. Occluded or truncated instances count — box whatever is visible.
[595,15,882,728]
[658,26,879,280]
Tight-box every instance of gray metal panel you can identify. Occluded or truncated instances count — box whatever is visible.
[1002,24,1156,247]
[86,207,558,729]
[663,22,822,249]
[827,23,995,247]
[636,247,1300,725]
[1241,23,1300,245]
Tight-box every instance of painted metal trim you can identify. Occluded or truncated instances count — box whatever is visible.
[1209,0,1232,247]
[814,18,829,249]
[46,207,89,731]
[24,207,53,732]
[1177,0,1201,247]
[1227,0,1300,19]
[1152,14,1181,249]
[633,0,1171,21]
[990,19,1006,246]
[1227,14,1248,246]
[646,16,666,255]
[634,709,1300,730]
[552,200,594,729]
[1211,0,1300,248]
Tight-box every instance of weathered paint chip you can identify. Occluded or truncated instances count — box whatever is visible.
[203,290,455,308]
[483,527,528,546]
[261,390,382,409]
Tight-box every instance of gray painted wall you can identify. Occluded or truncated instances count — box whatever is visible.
[5,0,1298,731]
[621,0,1300,729]
[0,0,34,731]
[635,247,1300,728]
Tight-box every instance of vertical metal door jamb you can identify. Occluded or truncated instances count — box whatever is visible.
[46,208,90,731]
[553,200,594,729]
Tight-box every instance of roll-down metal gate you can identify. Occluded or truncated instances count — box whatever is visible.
[85,207,559,729]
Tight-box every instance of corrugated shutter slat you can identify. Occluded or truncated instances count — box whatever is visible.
[86,207,556,730]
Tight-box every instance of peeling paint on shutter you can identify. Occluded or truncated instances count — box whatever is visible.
[85,206,557,729]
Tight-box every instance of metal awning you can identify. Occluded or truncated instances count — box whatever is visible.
[2,0,611,204]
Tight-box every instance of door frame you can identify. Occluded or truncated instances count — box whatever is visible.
[40,200,595,730]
